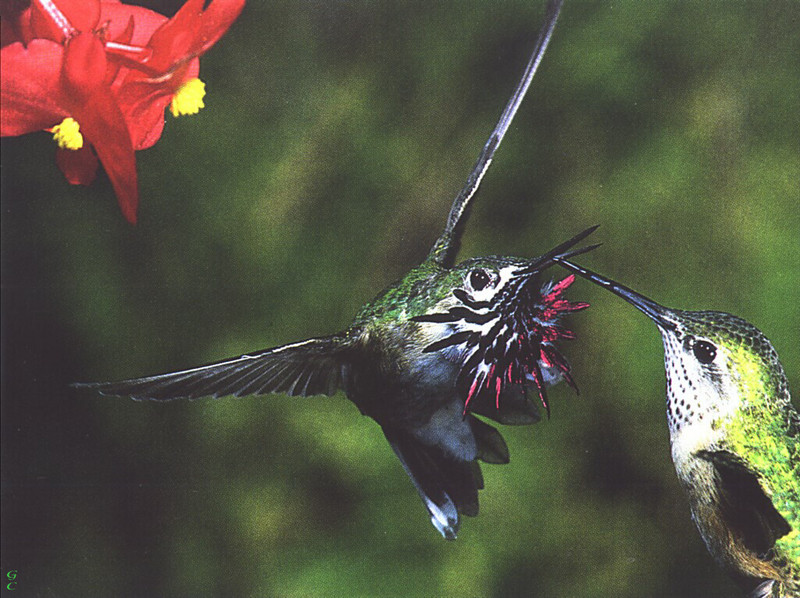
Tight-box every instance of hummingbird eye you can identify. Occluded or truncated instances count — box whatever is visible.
[692,339,717,365]
[468,268,494,292]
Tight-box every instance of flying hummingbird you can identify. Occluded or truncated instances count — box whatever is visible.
[78,0,597,540]
[556,258,799,597]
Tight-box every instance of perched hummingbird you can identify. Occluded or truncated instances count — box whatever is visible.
[556,258,800,597]
[78,0,595,540]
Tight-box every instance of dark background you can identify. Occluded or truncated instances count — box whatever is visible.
[2,1,799,596]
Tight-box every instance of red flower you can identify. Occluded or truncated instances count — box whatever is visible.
[1,0,245,224]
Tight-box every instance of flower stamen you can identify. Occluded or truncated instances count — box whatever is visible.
[50,117,84,150]
[35,0,77,39]
[170,78,206,117]
[105,41,154,62]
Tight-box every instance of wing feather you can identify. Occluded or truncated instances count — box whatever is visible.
[697,449,792,555]
[76,335,349,401]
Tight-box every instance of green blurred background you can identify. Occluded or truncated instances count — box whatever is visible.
[2,1,798,596]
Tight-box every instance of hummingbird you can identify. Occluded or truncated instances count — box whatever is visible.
[78,0,596,540]
[556,258,800,597]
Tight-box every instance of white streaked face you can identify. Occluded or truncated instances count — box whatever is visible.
[411,256,585,415]
[660,329,743,447]
[462,264,522,303]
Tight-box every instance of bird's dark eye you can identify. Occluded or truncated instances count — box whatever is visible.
[469,269,493,291]
[693,339,717,364]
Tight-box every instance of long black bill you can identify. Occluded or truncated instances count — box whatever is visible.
[429,0,565,267]
[555,258,676,331]
[515,224,601,276]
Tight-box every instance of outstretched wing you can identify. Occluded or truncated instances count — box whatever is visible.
[76,335,350,401]
[428,0,565,267]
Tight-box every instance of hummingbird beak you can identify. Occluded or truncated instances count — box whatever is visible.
[515,225,602,278]
[555,259,677,331]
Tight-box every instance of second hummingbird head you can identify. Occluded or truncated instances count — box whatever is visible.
[556,258,790,436]
[656,310,788,436]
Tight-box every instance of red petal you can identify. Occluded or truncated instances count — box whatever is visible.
[145,0,244,72]
[116,78,170,149]
[62,32,107,97]
[56,145,98,185]
[196,0,246,56]
[99,2,167,75]
[0,40,68,136]
[56,0,101,31]
[145,0,205,72]
[100,2,167,45]
[68,86,139,223]
[106,0,241,137]
[114,57,197,149]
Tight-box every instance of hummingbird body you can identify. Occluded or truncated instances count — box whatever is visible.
[558,261,800,597]
[80,233,595,541]
[78,1,584,540]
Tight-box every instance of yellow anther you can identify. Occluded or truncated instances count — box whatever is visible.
[50,117,83,150]
[170,78,206,117]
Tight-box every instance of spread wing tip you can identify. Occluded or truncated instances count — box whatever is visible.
[73,335,349,402]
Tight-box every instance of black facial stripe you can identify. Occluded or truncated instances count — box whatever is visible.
[411,313,459,323]
[421,331,476,354]
[448,307,495,324]
[411,307,495,325]
[452,288,491,309]
[480,319,506,352]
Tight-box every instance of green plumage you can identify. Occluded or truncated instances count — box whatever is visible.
[557,259,800,597]
[686,315,800,595]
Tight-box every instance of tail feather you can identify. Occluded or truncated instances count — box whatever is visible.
[383,426,484,540]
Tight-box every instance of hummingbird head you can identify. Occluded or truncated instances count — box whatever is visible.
[412,227,598,416]
[556,259,791,436]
